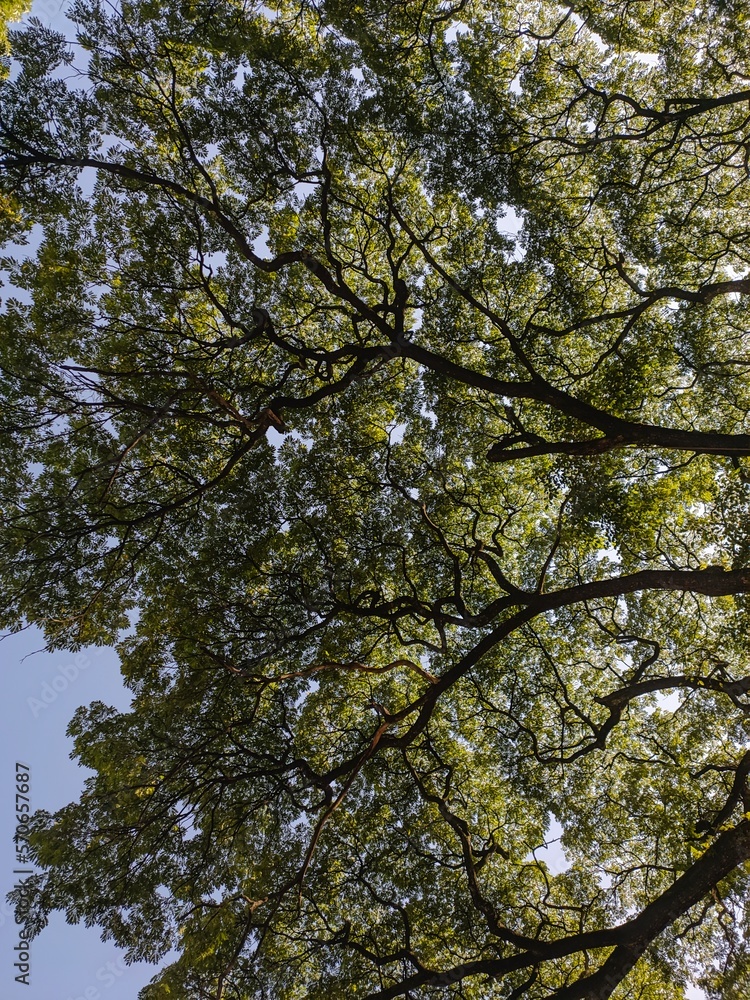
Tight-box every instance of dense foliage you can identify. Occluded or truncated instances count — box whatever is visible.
[3,0,750,996]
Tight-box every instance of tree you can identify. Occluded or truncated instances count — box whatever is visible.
[3,0,750,996]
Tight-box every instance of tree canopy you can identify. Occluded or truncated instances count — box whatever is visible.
[3,0,750,997]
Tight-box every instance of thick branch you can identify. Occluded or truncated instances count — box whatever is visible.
[364,821,750,1000]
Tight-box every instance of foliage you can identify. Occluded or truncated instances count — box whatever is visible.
[2,0,750,997]
[0,0,30,62]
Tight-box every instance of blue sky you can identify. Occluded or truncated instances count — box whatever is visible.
[0,628,164,998]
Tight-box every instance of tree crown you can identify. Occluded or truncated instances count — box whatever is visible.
[3,1,750,997]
